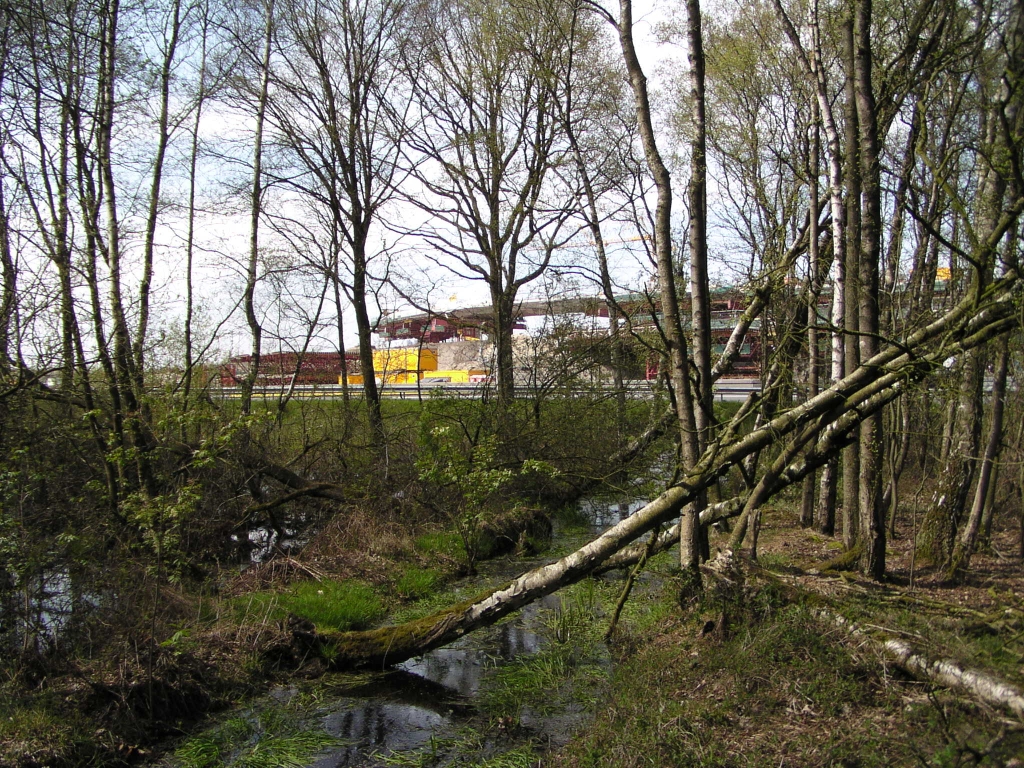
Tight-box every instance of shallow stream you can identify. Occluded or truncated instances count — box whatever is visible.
[177,495,654,767]
[306,589,580,767]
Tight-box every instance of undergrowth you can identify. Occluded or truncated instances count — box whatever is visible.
[482,579,608,724]
[548,566,1024,767]
[0,691,95,767]
[827,586,1024,692]
[395,567,442,600]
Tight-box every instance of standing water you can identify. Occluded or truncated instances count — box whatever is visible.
[170,496,654,767]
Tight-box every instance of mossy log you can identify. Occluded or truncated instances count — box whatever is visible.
[476,505,551,557]
[313,483,694,669]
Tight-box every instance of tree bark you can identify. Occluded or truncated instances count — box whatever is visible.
[801,108,822,529]
[181,2,211,417]
[615,0,702,577]
[241,0,275,417]
[916,1,1022,565]
[948,336,1009,579]
[685,0,713,564]
[841,8,861,551]
[771,0,848,541]
[854,0,884,579]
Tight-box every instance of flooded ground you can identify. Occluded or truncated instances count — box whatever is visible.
[299,538,615,768]
[169,496,652,768]
[305,590,586,767]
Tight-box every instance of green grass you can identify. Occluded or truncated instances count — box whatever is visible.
[830,586,1024,690]
[414,530,465,558]
[242,579,385,632]
[173,703,340,768]
[395,567,441,599]
[387,582,472,625]
[544,576,1024,768]
[548,601,896,766]
[0,692,89,767]
[372,731,539,768]
[482,580,608,723]
[551,504,593,534]
[473,746,540,767]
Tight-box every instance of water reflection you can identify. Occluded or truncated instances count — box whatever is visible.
[261,495,641,766]
[399,646,486,696]
[313,703,448,767]
[2,568,99,652]
[577,497,647,530]
[307,593,560,765]
[35,568,74,636]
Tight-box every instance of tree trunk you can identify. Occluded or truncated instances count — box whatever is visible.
[841,8,861,551]
[772,0,848,541]
[918,351,984,567]
[854,0,884,579]
[135,0,181,381]
[332,271,350,406]
[241,0,275,417]
[616,0,702,577]
[801,107,822,529]
[352,233,385,446]
[182,3,211,417]
[916,0,1021,566]
[492,288,517,412]
[686,0,713,564]
[948,336,1009,578]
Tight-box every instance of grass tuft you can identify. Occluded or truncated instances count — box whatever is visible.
[395,567,441,600]
[173,704,339,768]
[241,579,385,633]
[0,693,85,767]
[414,530,465,559]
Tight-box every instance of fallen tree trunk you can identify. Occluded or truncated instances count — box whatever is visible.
[313,482,693,668]
[823,609,1024,720]
[709,554,1024,722]
[305,259,1021,669]
[260,463,346,502]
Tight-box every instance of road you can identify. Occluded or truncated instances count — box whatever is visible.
[219,377,763,402]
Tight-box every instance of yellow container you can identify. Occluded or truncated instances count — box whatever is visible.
[373,347,438,373]
[393,372,423,384]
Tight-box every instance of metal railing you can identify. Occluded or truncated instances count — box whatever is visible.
[216,377,763,402]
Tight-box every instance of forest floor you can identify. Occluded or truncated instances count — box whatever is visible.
[545,500,1024,767]
[6,495,1024,767]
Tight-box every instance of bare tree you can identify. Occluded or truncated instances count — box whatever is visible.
[918,0,1023,568]
[403,0,582,410]
[607,0,703,579]
[240,0,275,417]
[263,0,410,446]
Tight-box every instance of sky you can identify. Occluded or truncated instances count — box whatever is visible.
[84,0,695,364]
